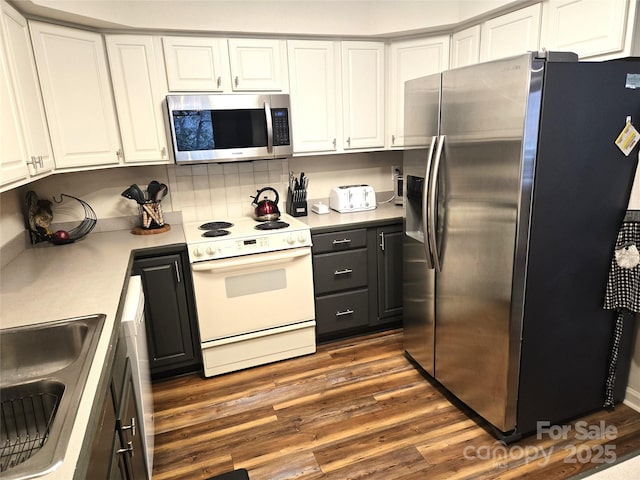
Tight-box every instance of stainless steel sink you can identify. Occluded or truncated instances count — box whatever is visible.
[0,314,105,479]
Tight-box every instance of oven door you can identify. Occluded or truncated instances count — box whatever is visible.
[191,247,315,341]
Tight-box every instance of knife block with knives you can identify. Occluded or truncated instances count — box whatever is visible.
[286,171,308,217]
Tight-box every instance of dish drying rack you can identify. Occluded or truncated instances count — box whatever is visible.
[0,391,60,472]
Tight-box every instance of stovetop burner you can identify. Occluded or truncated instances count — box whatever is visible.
[255,220,290,231]
[202,229,231,237]
[199,221,233,230]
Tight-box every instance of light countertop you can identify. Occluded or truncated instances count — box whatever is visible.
[0,226,185,480]
[300,197,404,230]
[0,202,403,479]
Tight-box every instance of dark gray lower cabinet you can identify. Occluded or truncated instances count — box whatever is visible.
[312,220,403,342]
[87,332,146,480]
[132,247,201,379]
[372,223,403,325]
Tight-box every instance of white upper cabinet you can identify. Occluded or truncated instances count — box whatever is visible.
[0,33,28,189]
[388,36,450,148]
[228,38,288,91]
[1,1,54,179]
[450,25,481,68]
[29,21,121,168]
[106,35,170,164]
[480,3,542,62]
[287,40,340,154]
[541,0,631,59]
[163,36,288,92]
[341,41,385,150]
[162,36,230,92]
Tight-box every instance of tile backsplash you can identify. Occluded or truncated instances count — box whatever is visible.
[167,159,289,222]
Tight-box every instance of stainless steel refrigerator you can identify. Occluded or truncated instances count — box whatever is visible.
[403,51,639,439]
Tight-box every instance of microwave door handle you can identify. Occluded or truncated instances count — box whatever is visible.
[265,101,273,152]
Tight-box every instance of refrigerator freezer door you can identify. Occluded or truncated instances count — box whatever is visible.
[435,54,541,433]
[403,74,441,375]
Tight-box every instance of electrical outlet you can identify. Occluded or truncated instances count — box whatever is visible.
[391,165,400,180]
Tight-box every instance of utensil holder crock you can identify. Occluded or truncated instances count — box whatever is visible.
[139,201,164,229]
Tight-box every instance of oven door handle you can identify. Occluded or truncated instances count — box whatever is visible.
[191,247,311,273]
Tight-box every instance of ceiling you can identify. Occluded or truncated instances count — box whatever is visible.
[10,0,532,37]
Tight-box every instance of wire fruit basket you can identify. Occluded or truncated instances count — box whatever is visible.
[51,194,97,244]
[26,191,97,245]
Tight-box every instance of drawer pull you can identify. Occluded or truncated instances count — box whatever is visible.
[336,309,354,317]
[332,238,352,245]
[334,268,353,276]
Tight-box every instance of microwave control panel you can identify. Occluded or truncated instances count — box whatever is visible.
[271,108,290,146]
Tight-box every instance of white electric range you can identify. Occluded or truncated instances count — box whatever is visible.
[183,213,312,262]
[184,214,316,377]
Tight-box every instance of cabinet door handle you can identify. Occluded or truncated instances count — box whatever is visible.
[379,231,385,251]
[346,137,351,146]
[234,75,239,87]
[116,441,134,457]
[332,138,336,149]
[120,417,136,437]
[161,147,166,158]
[27,156,39,169]
[332,238,351,246]
[391,134,396,145]
[217,76,222,88]
[334,268,353,276]
[174,260,181,283]
[335,309,354,317]
[116,148,123,160]
[37,156,44,168]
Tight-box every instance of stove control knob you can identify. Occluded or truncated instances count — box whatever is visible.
[298,233,307,244]
[193,247,202,258]
[206,246,215,256]
[287,234,295,245]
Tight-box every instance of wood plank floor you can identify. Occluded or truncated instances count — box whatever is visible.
[152,329,640,480]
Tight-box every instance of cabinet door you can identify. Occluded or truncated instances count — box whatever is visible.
[388,36,449,148]
[29,21,121,168]
[540,0,629,58]
[287,40,340,153]
[480,4,542,62]
[341,41,385,150]
[116,360,147,480]
[228,38,288,91]
[1,1,54,178]
[86,381,118,480]
[106,35,170,164]
[375,224,403,323]
[132,253,200,377]
[450,25,481,68]
[162,36,230,92]
[0,33,28,188]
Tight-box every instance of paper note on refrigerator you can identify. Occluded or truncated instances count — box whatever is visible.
[616,122,640,156]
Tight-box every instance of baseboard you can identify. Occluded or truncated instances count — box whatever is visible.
[623,386,640,413]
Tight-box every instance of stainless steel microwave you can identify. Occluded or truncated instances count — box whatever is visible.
[166,94,292,164]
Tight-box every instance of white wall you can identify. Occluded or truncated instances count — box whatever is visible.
[15,0,524,36]
[0,151,401,248]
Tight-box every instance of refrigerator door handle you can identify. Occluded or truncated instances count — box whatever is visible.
[429,134,445,272]
[422,135,438,270]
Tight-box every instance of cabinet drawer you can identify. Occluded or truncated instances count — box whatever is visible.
[312,229,367,254]
[316,288,369,335]
[313,249,368,294]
